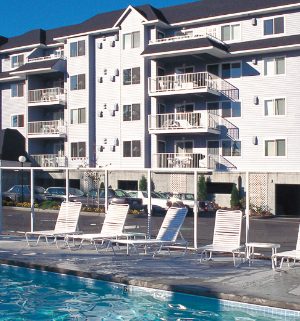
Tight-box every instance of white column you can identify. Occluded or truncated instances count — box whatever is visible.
[30,169,35,232]
[104,169,108,212]
[193,170,198,249]
[65,168,69,202]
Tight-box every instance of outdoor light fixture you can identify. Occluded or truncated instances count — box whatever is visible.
[18,155,26,203]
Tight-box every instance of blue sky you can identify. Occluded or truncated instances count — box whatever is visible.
[1,0,194,38]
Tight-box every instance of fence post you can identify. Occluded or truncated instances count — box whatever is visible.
[30,169,35,232]
[246,171,250,244]
[193,170,198,249]
[147,169,152,238]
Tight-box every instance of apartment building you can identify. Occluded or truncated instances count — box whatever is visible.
[1,0,300,214]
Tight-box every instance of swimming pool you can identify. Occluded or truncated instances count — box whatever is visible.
[0,264,299,320]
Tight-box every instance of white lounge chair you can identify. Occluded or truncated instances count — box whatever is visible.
[112,207,188,257]
[198,209,244,266]
[25,201,82,247]
[65,203,130,252]
[272,224,300,270]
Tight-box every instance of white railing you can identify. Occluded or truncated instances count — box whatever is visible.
[155,153,207,169]
[148,72,218,94]
[31,154,67,167]
[28,120,66,135]
[149,30,220,45]
[28,87,66,104]
[149,111,220,132]
[27,53,65,63]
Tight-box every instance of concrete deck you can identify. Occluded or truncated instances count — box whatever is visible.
[1,235,300,313]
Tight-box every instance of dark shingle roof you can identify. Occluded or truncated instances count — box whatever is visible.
[142,37,228,55]
[229,34,300,53]
[2,0,300,49]
[10,59,62,73]
[159,0,300,24]
[0,29,46,50]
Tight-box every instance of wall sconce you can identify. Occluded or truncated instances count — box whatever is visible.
[110,40,115,47]
[253,96,259,105]
[98,77,103,83]
[252,58,257,65]
[97,43,103,49]
[252,136,258,145]
[103,103,107,109]
[97,111,103,117]
[114,69,119,76]
[103,138,107,144]
[109,110,115,116]
[114,34,119,41]
[98,145,104,152]
[110,145,116,152]
[113,103,119,111]
[251,18,257,26]
[110,75,115,82]
[113,137,119,146]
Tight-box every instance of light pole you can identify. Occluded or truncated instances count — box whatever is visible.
[18,156,26,203]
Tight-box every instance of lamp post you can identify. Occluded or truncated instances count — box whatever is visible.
[18,156,26,203]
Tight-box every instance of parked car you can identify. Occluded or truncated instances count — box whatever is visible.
[126,191,169,214]
[2,185,47,203]
[78,188,144,212]
[44,187,85,202]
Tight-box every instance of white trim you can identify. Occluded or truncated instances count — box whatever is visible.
[114,5,148,27]
[230,44,300,55]
[0,43,41,53]
[170,3,300,27]
[53,27,119,42]
[10,67,52,75]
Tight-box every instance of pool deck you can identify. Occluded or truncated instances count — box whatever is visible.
[0,235,300,312]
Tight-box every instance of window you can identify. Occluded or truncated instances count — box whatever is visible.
[123,140,141,157]
[123,68,140,85]
[11,83,24,97]
[11,114,24,127]
[222,140,241,156]
[264,17,284,35]
[123,104,140,121]
[11,54,24,68]
[221,24,240,41]
[71,142,86,157]
[71,108,86,124]
[123,32,140,49]
[265,139,285,156]
[221,101,241,117]
[70,40,85,57]
[264,57,285,75]
[264,98,285,116]
[70,74,85,90]
[221,62,241,78]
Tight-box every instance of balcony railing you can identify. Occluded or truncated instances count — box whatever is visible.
[149,111,220,133]
[28,120,66,136]
[155,153,207,169]
[28,87,66,104]
[155,153,236,170]
[149,30,220,45]
[27,52,65,63]
[148,72,219,95]
[31,154,67,167]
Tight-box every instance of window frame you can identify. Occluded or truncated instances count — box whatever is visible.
[123,67,140,85]
[70,108,86,124]
[71,142,86,158]
[220,23,241,42]
[11,83,24,97]
[263,56,285,76]
[221,140,241,157]
[11,114,24,128]
[123,31,140,49]
[263,16,285,36]
[123,140,141,158]
[70,74,86,90]
[264,97,286,116]
[11,54,24,68]
[264,138,286,157]
[122,104,141,121]
[70,40,85,57]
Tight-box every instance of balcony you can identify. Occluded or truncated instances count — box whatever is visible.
[148,111,219,134]
[27,52,65,63]
[31,154,67,167]
[148,72,220,97]
[28,120,66,138]
[28,87,66,106]
[155,153,237,170]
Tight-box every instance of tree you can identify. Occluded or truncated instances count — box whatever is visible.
[197,175,207,201]
[139,175,147,191]
[230,184,240,209]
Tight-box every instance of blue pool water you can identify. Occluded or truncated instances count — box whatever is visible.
[0,265,299,321]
